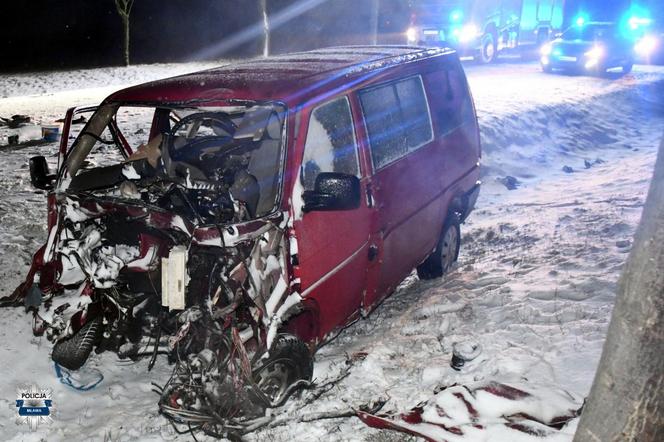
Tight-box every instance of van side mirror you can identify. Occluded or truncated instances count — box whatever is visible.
[29,156,55,190]
[302,172,361,212]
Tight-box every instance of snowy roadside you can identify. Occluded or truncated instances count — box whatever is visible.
[0,63,223,99]
[0,62,662,441]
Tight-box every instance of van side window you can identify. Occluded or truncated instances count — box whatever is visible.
[301,96,360,190]
[395,77,433,149]
[448,67,476,128]
[359,75,433,170]
[427,66,475,134]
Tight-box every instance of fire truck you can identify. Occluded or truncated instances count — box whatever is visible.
[406,0,565,62]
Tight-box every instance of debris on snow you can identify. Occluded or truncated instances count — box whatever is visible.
[358,381,583,442]
[497,175,521,190]
[450,340,482,370]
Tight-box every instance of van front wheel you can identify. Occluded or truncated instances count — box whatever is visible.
[252,334,313,406]
[417,217,461,280]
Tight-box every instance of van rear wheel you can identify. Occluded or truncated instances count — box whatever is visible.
[417,216,461,280]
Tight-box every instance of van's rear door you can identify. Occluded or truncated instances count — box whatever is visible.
[356,75,444,306]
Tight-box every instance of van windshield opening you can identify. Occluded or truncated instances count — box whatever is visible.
[61,103,287,223]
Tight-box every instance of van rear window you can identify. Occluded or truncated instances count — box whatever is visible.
[426,65,475,135]
[359,75,433,170]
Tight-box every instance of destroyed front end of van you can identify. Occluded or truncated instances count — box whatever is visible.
[6,101,313,434]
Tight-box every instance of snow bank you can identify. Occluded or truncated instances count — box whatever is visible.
[475,72,664,182]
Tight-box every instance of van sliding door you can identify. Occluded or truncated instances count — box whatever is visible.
[358,75,442,305]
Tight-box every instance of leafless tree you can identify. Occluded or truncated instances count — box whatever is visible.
[370,0,380,45]
[115,0,135,66]
[260,0,270,56]
[574,137,664,441]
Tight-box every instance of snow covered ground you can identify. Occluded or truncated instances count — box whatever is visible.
[0,61,663,441]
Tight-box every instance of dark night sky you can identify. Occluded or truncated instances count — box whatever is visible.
[0,0,413,72]
[1,1,263,72]
[0,0,657,73]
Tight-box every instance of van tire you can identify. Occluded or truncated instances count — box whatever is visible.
[51,316,102,370]
[417,216,461,280]
[253,334,313,405]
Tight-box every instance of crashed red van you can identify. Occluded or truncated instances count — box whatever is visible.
[8,46,480,429]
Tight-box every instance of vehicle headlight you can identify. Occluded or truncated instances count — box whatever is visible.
[540,43,553,56]
[459,24,480,43]
[584,46,604,59]
[635,35,658,56]
[406,27,418,43]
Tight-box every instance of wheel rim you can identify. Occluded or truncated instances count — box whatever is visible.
[441,226,459,271]
[256,361,292,403]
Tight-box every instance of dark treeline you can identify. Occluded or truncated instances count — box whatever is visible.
[1,0,410,72]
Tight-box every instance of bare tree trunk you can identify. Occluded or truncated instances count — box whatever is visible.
[122,16,130,66]
[115,0,135,66]
[574,138,664,441]
[261,0,270,57]
[369,0,379,45]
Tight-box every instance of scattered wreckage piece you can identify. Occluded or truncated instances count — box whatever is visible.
[0,114,31,128]
[0,114,65,148]
[357,381,583,441]
[55,115,87,125]
[156,355,368,439]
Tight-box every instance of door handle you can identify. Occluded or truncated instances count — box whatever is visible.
[366,183,374,208]
[368,245,379,262]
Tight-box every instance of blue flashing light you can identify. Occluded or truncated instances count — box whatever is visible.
[575,16,586,27]
[624,4,653,31]
[629,17,652,30]
[450,9,463,22]
[619,6,653,40]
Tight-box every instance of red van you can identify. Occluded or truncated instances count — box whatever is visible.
[8,46,480,427]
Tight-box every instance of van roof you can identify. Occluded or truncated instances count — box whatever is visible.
[106,45,455,105]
